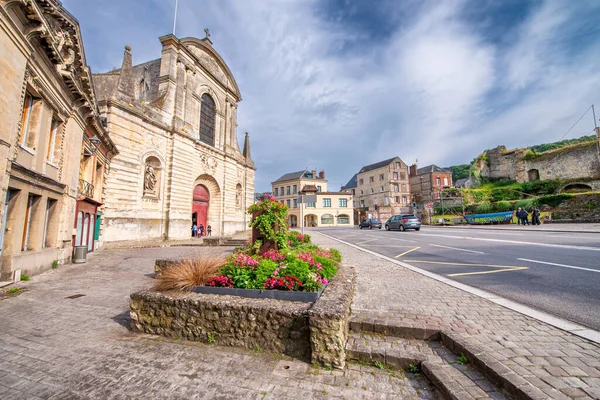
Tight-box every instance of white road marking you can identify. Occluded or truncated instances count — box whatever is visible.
[429,244,485,254]
[517,258,600,273]
[418,233,600,252]
[426,228,524,236]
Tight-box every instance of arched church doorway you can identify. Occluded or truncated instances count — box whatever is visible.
[192,184,210,235]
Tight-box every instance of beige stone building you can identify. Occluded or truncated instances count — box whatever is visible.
[272,170,353,228]
[93,33,255,242]
[355,157,412,221]
[0,0,116,280]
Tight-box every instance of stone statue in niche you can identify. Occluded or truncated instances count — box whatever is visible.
[236,185,242,207]
[144,164,157,193]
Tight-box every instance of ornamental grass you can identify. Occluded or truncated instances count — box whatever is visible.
[152,253,227,292]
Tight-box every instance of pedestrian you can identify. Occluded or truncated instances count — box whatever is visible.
[199,224,204,237]
[515,208,521,225]
[521,208,530,226]
[192,223,198,238]
[532,207,541,225]
[207,224,212,236]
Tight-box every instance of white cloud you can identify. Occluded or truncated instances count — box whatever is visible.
[65,0,600,191]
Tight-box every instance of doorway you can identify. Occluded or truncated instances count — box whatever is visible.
[192,184,210,235]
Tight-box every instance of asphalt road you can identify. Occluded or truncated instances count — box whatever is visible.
[314,225,600,331]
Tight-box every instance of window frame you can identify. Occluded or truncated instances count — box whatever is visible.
[199,93,216,146]
[323,198,331,208]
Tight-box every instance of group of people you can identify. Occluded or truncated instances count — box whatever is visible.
[191,223,211,237]
[515,207,541,226]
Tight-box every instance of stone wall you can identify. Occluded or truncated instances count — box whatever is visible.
[130,265,356,367]
[130,290,312,359]
[478,142,600,183]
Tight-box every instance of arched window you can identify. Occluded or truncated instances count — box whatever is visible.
[143,156,161,198]
[337,214,350,224]
[321,214,334,225]
[200,93,216,146]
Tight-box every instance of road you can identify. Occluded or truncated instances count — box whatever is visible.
[314,225,600,331]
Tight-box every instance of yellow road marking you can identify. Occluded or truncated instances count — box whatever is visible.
[356,238,379,245]
[448,267,528,277]
[395,247,421,258]
[402,259,528,276]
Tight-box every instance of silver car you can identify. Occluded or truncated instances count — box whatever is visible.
[385,215,421,231]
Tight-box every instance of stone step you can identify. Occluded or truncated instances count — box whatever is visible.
[346,332,509,400]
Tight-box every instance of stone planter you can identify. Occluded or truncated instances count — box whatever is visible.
[193,285,326,303]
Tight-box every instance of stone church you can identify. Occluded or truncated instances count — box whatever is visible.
[93,32,255,242]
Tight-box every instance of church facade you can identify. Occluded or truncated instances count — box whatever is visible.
[93,33,255,243]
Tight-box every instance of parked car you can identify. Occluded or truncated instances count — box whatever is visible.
[359,218,382,229]
[385,215,421,231]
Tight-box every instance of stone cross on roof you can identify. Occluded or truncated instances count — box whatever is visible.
[204,28,210,39]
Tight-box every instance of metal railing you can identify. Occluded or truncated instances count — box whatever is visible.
[78,179,94,198]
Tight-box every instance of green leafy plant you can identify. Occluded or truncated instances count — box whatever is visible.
[206,332,215,344]
[374,361,384,370]
[20,274,30,281]
[475,201,492,214]
[457,353,468,365]
[5,288,21,294]
[247,195,290,250]
[408,364,421,374]
[52,260,59,269]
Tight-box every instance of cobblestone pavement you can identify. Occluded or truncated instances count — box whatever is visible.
[310,233,600,399]
[0,246,436,399]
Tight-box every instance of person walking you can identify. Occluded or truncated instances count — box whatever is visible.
[521,208,530,226]
[198,224,205,237]
[515,208,521,225]
[192,223,198,238]
[532,207,541,225]
[207,224,212,236]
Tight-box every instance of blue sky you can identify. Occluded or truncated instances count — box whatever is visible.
[64,0,600,192]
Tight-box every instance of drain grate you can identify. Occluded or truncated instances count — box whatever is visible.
[66,294,85,299]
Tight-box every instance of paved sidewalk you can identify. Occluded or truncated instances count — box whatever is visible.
[0,246,435,399]
[311,233,600,400]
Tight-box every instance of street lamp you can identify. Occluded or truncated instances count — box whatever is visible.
[82,135,101,157]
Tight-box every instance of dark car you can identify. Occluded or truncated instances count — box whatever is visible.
[359,218,382,229]
[385,214,421,231]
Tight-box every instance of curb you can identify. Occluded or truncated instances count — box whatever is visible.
[317,231,600,345]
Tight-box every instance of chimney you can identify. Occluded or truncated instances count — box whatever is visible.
[410,164,417,177]
[117,45,134,100]
[318,170,325,179]
[311,170,317,178]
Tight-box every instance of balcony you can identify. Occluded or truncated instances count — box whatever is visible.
[78,179,94,198]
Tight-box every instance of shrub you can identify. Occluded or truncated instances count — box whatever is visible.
[152,254,226,292]
[52,260,59,269]
[537,194,573,208]
[515,198,537,209]
[20,273,30,281]
[288,231,311,247]
[475,201,492,214]
[494,201,512,212]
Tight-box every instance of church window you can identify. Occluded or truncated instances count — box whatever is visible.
[199,93,216,146]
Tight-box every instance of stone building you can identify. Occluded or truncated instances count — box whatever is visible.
[272,170,353,228]
[92,33,255,242]
[0,0,116,280]
[354,157,411,221]
[473,137,600,191]
[408,164,453,204]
